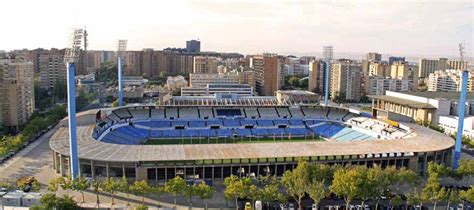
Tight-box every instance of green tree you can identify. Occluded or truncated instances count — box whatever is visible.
[195,182,215,210]
[117,176,131,206]
[136,204,149,210]
[306,180,326,210]
[423,163,448,210]
[92,179,102,206]
[183,183,197,209]
[389,195,402,210]
[38,193,58,209]
[330,166,366,210]
[259,177,281,209]
[224,175,246,210]
[460,186,474,206]
[72,177,89,203]
[446,189,460,210]
[102,177,118,205]
[456,159,474,178]
[130,180,152,203]
[165,176,187,206]
[281,160,310,210]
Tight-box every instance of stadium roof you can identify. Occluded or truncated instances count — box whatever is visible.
[50,110,454,163]
[368,95,436,109]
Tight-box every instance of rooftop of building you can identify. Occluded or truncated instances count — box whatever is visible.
[277,90,318,95]
[368,94,437,109]
[400,91,474,101]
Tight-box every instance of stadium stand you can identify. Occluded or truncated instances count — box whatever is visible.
[129,108,149,120]
[95,106,391,145]
[302,107,328,119]
[114,109,132,119]
[199,108,214,119]
[151,108,165,119]
[179,108,199,119]
[166,108,178,119]
[276,108,291,118]
[289,107,305,118]
[216,109,243,117]
[327,108,348,121]
[259,108,279,118]
[245,108,259,118]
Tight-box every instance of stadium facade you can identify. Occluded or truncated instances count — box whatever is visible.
[49,105,454,184]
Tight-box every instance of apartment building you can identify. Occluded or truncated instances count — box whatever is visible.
[330,60,362,101]
[427,69,473,92]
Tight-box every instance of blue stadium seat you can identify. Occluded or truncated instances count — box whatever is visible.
[189,120,206,128]
[217,129,233,137]
[223,120,241,127]
[234,129,251,137]
[256,120,274,127]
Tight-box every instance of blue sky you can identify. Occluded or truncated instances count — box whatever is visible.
[1,0,472,57]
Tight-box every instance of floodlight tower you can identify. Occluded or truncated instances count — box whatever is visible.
[117,40,127,107]
[324,61,330,106]
[453,43,468,170]
[64,28,84,179]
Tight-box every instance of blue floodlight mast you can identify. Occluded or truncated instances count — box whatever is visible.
[64,28,83,179]
[324,61,330,106]
[454,70,468,169]
[117,40,127,107]
[453,43,468,170]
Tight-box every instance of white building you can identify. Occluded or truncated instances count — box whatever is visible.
[369,91,474,126]
[123,76,148,87]
[181,84,253,97]
[439,116,474,139]
[427,69,473,92]
[166,75,188,91]
[366,77,412,95]
[189,73,240,87]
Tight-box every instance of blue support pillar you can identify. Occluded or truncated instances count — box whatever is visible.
[118,57,123,107]
[66,62,79,179]
[324,61,330,106]
[453,70,468,169]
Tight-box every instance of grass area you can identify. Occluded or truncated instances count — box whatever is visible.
[144,136,324,145]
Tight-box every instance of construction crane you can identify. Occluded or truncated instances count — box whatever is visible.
[117,40,127,107]
[63,28,84,179]
[454,42,468,170]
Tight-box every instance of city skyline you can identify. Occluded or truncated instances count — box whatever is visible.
[1,0,472,58]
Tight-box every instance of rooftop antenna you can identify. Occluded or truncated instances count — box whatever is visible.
[64,28,84,180]
[453,42,468,170]
[117,40,127,107]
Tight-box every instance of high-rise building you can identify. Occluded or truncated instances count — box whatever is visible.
[241,70,257,92]
[369,62,390,77]
[330,60,362,101]
[388,56,405,65]
[141,48,158,78]
[308,60,326,94]
[0,59,35,131]
[427,69,473,92]
[390,62,418,90]
[367,52,382,62]
[186,40,201,53]
[322,46,333,62]
[253,55,281,96]
[447,60,468,70]
[38,49,66,90]
[193,56,218,74]
[418,58,448,79]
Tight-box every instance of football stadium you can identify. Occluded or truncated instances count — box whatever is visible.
[49,104,454,184]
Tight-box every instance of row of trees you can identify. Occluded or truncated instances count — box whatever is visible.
[224,160,474,210]
[46,176,215,209]
[0,105,67,157]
